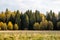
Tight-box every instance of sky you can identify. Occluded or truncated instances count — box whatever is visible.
[0,0,60,14]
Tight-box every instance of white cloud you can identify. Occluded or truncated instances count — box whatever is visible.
[0,0,60,14]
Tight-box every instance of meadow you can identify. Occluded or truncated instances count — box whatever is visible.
[0,31,60,40]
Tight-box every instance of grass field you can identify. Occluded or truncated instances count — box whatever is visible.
[0,31,60,40]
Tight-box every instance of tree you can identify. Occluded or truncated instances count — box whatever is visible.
[15,10,21,29]
[24,10,35,30]
[14,24,18,30]
[46,10,57,30]
[8,21,13,30]
[10,11,16,24]
[52,12,57,30]
[9,14,15,25]
[20,13,29,30]
[0,22,3,30]
[0,12,6,22]
[46,10,53,21]
[46,12,51,21]
[48,21,53,30]
[35,10,41,23]
[5,8,11,24]
[58,12,60,22]
[42,16,46,22]
[40,20,48,30]
[57,22,60,30]
[25,10,32,18]
[1,23,7,30]
[33,22,40,30]
[40,13,45,22]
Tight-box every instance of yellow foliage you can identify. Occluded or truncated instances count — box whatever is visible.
[11,12,16,17]
[0,22,2,27]
[6,13,11,19]
[14,24,18,30]
[0,22,3,27]
[5,11,12,19]
[33,22,40,30]
[8,21,13,30]
[0,22,3,30]
[2,23,7,30]
[40,13,45,17]
[0,13,6,19]
[44,20,48,25]
[40,20,48,30]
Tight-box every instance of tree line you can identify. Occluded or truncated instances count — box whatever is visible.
[0,8,60,30]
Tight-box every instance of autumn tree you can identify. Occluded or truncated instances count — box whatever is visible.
[0,9,60,30]
[1,23,7,30]
[33,22,40,30]
[0,12,6,22]
[5,8,11,24]
[0,22,3,30]
[14,24,18,30]
[8,21,13,30]
[40,20,48,30]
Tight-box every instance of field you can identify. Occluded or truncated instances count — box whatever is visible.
[0,31,60,40]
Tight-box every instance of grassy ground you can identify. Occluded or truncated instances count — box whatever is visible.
[0,31,60,40]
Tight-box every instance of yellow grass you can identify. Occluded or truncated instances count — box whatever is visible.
[0,31,60,40]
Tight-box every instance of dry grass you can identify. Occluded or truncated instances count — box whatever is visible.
[0,31,60,40]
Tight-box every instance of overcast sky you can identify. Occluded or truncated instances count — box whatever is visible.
[0,0,60,14]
